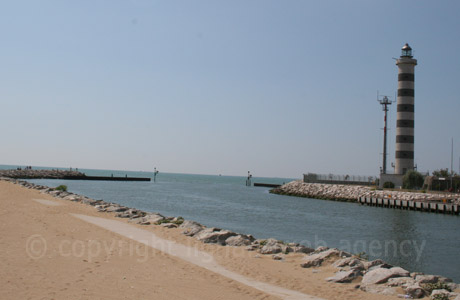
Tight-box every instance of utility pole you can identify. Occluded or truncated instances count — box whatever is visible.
[378,95,393,174]
[451,138,454,189]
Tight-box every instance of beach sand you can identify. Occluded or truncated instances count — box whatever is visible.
[0,180,404,299]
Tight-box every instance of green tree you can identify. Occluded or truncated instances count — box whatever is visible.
[403,170,424,190]
[432,168,450,177]
[383,181,395,189]
[55,185,68,192]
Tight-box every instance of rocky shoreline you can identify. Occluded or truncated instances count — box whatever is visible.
[270,180,460,204]
[3,176,459,299]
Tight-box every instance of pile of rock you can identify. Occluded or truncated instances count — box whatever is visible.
[297,246,459,299]
[3,177,459,299]
[270,181,366,201]
[271,180,460,203]
[360,268,459,299]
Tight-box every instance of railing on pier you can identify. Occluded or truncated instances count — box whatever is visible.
[357,197,459,215]
[304,173,377,186]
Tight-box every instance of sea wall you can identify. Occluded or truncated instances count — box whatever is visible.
[270,180,460,204]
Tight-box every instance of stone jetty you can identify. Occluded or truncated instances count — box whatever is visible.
[0,169,150,181]
[3,176,459,299]
[271,180,460,204]
[0,169,84,179]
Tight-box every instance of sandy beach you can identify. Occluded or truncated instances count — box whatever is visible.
[0,180,415,299]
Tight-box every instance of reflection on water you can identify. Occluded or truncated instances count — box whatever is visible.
[28,170,460,282]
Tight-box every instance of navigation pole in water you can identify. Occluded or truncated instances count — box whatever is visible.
[246,171,252,186]
[153,167,159,182]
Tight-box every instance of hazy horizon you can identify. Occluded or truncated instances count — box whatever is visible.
[0,163,303,179]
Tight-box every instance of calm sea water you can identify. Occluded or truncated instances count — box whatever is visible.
[3,165,459,282]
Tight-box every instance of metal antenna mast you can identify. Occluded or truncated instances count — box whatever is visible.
[451,138,454,189]
[378,94,393,174]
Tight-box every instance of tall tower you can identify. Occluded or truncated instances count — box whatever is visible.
[378,95,392,174]
[395,43,417,175]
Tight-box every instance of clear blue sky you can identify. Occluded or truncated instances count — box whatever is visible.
[1,0,459,178]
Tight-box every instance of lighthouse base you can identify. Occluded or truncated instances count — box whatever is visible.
[379,174,404,189]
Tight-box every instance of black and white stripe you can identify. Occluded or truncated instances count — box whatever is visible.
[395,54,417,175]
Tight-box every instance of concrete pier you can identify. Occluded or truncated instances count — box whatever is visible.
[253,183,281,188]
[62,175,151,182]
[358,196,459,215]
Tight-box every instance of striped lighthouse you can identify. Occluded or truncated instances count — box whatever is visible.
[395,43,417,175]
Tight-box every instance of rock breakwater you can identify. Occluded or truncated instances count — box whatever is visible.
[0,169,84,179]
[271,180,460,204]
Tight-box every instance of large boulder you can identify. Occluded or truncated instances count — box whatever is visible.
[179,220,204,236]
[106,205,128,213]
[447,283,459,292]
[316,248,346,259]
[363,259,386,270]
[326,269,361,283]
[160,223,178,229]
[225,235,254,246]
[361,267,410,285]
[130,213,164,225]
[300,258,323,268]
[83,198,102,206]
[272,254,284,260]
[415,274,439,284]
[49,190,61,196]
[63,195,79,201]
[314,246,329,253]
[333,257,364,270]
[116,208,144,219]
[95,204,108,212]
[259,239,283,254]
[438,276,454,283]
[430,289,454,299]
[405,284,426,299]
[195,228,237,245]
[333,257,354,268]
[300,248,346,268]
